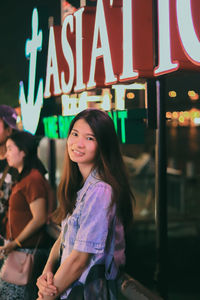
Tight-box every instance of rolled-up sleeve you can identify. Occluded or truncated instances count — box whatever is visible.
[74,182,113,254]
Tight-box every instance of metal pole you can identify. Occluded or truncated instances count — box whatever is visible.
[154,78,168,299]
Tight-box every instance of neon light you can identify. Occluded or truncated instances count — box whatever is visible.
[154,0,178,75]
[61,15,74,94]
[43,111,127,143]
[101,89,111,111]
[112,83,146,90]
[19,8,43,134]
[62,90,111,116]
[43,116,59,138]
[118,110,127,143]
[176,0,200,64]
[58,115,75,138]
[58,116,68,138]
[43,117,49,136]
[112,85,126,110]
[87,0,117,89]
[44,27,62,98]
[120,0,139,81]
[78,92,89,112]
[74,8,86,92]
[108,111,118,132]
[25,8,42,105]
[43,115,75,139]
[62,94,80,116]
[22,2,200,120]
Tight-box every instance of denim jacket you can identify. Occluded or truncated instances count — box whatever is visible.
[60,170,125,299]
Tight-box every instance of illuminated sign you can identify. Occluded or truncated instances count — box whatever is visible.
[43,109,146,144]
[19,0,200,134]
[44,0,200,98]
[44,0,154,98]
[19,8,43,134]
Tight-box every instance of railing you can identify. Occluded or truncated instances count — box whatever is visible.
[131,170,200,219]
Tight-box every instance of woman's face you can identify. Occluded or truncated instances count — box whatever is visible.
[0,119,11,147]
[67,118,98,170]
[6,139,25,172]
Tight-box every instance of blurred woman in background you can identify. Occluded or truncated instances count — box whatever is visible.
[0,131,54,300]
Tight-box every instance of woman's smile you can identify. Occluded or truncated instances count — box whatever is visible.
[72,148,84,156]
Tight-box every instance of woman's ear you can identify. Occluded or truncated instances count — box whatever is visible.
[21,150,26,159]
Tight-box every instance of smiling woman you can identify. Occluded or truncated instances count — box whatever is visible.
[36,109,134,300]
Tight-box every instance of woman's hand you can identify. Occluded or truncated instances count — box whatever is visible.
[0,240,17,258]
[0,247,6,260]
[36,272,58,299]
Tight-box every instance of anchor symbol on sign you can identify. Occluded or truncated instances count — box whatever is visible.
[19,8,43,134]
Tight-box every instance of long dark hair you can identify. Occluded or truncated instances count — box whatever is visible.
[7,131,47,180]
[54,109,134,232]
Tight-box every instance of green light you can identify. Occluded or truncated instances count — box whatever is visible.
[118,110,128,143]
[43,118,49,136]
[58,115,75,138]
[43,116,59,138]
[108,111,118,132]
[42,109,147,144]
[58,116,68,138]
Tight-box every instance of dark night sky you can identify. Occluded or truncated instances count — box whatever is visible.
[0,1,33,106]
[0,0,61,108]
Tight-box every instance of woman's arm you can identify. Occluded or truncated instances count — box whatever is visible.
[37,234,62,298]
[53,249,91,295]
[42,234,62,274]
[37,249,91,300]
[15,197,47,243]
[0,197,47,255]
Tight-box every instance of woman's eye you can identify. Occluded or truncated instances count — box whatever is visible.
[71,132,78,136]
[87,137,94,141]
